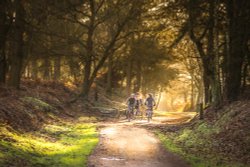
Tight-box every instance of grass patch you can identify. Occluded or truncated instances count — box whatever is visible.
[0,120,98,167]
[157,131,209,167]
[156,124,247,167]
[21,96,56,112]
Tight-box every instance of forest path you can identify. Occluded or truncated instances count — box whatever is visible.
[88,112,195,167]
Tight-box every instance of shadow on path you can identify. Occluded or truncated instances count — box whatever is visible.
[88,112,195,167]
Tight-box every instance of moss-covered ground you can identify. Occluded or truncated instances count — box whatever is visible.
[0,117,98,167]
[156,120,248,167]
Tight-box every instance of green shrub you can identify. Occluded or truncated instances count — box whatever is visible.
[21,97,56,112]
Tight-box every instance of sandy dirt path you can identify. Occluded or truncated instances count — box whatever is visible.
[88,113,194,167]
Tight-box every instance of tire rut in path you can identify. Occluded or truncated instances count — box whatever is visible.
[88,123,190,167]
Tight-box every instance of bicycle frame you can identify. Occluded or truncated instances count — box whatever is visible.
[146,106,153,122]
[127,106,134,122]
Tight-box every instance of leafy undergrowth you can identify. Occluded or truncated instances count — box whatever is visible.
[0,80,78,131]
[0,117,98,167]
[156,100,250,167]
[0,80,103,166]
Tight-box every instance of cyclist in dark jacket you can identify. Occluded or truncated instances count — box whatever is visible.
[145,93,156,115]
[144,93,155,122]
[145,94,156,107]
[126,94,136,111]
[126,94,136,121]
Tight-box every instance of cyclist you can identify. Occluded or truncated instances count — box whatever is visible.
[144,93,156,122]
[126,93,136,121]
[135,92,143,117]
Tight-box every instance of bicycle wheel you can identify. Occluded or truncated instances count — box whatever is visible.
[146,110,151,122]
[127,111,130,122]
[128,109,133,122]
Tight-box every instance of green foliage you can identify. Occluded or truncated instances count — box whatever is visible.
[0,119,98,167]
[157,132,183,154]
[174,122,220,150]
[129,37,178,90]
[21,97,56,112]
[156,108,249,167]
[156,117,248,167]
[157,131,246,167]
[157,131,208,167]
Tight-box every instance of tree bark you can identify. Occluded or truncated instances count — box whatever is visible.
[225,0,250,101]
[106,55,112,95]
[31,59,38,80]
[241,63,248,93]
[8,0,24,88]
[190,75,194,109]
[80,1,141,98]
[188,0,221,106]
[53,56,61,81]
[126,55,133,96]
[43,58,51,80]
[207,0,221,106]
[134,59,142,92]
[0,0,10,84]
[81,0,95,98]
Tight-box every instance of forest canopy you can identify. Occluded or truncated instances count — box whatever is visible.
[0,0,249,108]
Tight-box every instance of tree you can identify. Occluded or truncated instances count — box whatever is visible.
[0,0,12,84]
[67,0,147,98]
[225,0,250,101]
[8,0,25,88]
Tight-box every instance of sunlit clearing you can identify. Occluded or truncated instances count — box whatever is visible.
[101,127,116,135]
[100,127,159,159]
[0,122,98,167]
[158,92,189,112]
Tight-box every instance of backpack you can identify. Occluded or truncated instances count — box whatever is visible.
[145,97,154,106]
[128,97,135,105]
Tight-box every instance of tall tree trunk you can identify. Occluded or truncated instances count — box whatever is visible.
[8,0,24,88]
[134,60,142,92]
[0,0,10,84]
[225,0,250,101]
[188,0,210,106]
[53,56,61,81]
[0,52,7,84]
[241,63,248,93]
[81,0,95,98]
[82,51,92,97]
[214,2,222,102]
[126,55,133,96]
[189,0,221,107]
[201,59,211,106]
[43,58,50,80]
[106,55,112,95]
[31,59,38,80]
[207,0,221,106]
[81,1,139,98]
[155,87,162,110]
[24,63,31,78]
[196,86,202,107]
[190,75,194,109]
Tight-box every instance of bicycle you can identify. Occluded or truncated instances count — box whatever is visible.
[126,106,134,122]
[145,106,153,122]
[134,106,143,120]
